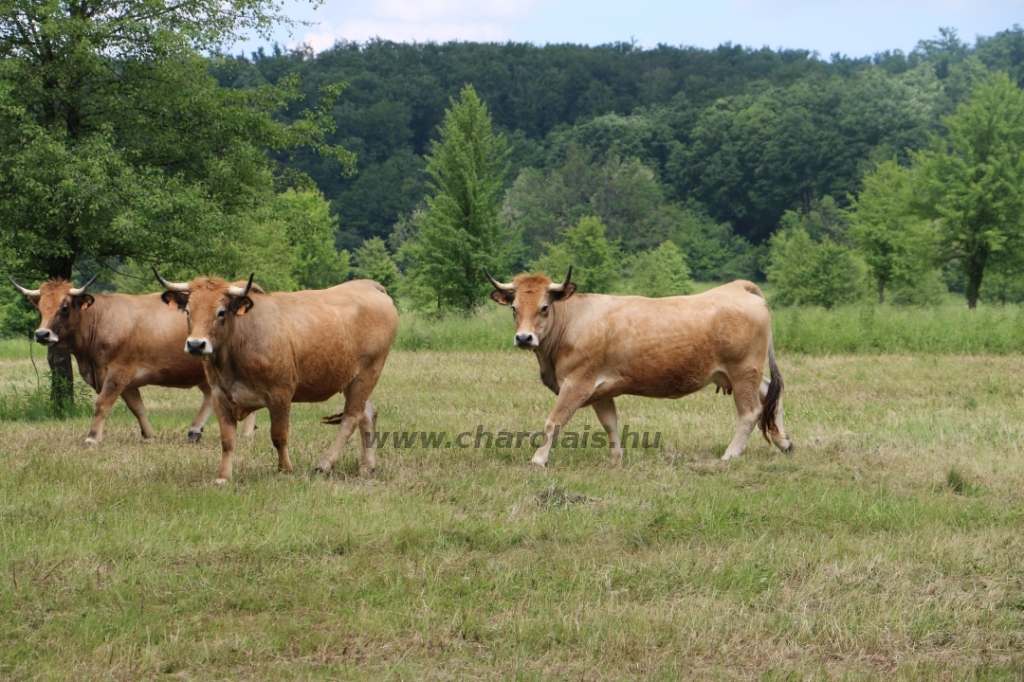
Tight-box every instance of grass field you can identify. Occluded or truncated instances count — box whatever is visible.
[3,349,1024,680]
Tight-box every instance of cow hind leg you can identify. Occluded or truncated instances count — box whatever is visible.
[722,375,762,461]
[267,401,294,474]
[316,369,384,477]
[759,377,793,453]
[591,398,624,462]
[120,386,156,441]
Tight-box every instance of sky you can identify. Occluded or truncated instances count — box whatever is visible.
[233,0,1023,59]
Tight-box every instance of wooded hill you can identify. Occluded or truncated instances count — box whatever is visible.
[214,27,1024,260]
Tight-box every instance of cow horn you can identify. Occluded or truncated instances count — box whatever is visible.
[153,267,190,292]
[548,267,573,293]
[9,277,41,300]
[227,273,255,298]
[484,268,514,292]
[68,274,99,297]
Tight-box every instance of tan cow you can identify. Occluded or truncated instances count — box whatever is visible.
[9,276,255,444]
[154,272,398,484]
[485,268,793,466]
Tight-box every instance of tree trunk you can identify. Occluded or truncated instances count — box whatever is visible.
[964,248,987,311]
[877,280,885,305]
[47,345,75,418]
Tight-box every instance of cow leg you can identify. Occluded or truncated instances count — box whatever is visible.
[591,398,624,462]
[722,373,762,461]
[187,383,215,443]
[357,400,379,476]
[316,370,383,477]
[759,377,793,453]
[85,372,131,445]
[267,401,294,474]
[239,413,257,438]
[212,401,237,485]
[531,380,592,467]
[120,386,156,441]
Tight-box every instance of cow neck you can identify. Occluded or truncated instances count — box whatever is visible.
[535,294,576,365]
[71,295,108,358]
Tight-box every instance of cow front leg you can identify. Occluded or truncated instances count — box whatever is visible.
[119,386,156,441]
[212,402,237,485]
[531,380,592,467]
[188,383,215,443]
[267,401,293,474]
[722,373,763,461]
[591,398,624,462]
[85,372,131,445]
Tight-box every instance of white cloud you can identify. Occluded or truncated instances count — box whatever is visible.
[295,0,537,52]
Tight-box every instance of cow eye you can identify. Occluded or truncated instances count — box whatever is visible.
[540,305,549,314]
[510,305,516,314]
[60,304,69,315]
[217,309,226,318]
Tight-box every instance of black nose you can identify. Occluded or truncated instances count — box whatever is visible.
[515,333,534,347]
[34,330,51,343]
[186,339,207,354]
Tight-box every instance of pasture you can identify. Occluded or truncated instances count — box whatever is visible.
[2,345,1024,680]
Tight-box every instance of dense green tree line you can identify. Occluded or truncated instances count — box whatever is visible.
[215,27,1024,253]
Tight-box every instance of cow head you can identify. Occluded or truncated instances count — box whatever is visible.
[154,270,262,357]
[485,268,576,349]
[9,275,99,346]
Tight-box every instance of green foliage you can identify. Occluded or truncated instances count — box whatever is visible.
[0,284,36,339]
[0,0,352,284]
[915,73,1024,307]
[404,85,516,312]
[0,374,93,421]
[627,241,695,298]
[667,203,760,281]
[767,228,866,309]
[502,147,669,258]
[848,159,939,303]
[533,216,620,294]
[354,237,399,292]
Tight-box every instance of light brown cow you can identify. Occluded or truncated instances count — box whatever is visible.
[155,272,398,485]
[485,268,793,466]
[9,276,255,444]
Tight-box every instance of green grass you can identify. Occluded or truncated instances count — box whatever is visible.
[2,351,1024,679]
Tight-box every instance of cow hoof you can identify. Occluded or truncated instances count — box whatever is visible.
[84,437,99,446]
[313,465,332,476]
[213,478,229,486]
[721,452,737,461]
[530,457,548,468]
[359,466,375,477]
[782,442,794,454]
[188,430,202,443]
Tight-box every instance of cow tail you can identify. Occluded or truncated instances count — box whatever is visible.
[321,412,345,425]
[759,334,784,442]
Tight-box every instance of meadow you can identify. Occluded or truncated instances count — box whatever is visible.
[3,322,1024,679]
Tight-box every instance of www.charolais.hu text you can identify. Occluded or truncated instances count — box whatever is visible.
[362,425,662,449]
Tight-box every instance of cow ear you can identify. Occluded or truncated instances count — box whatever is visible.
[229,296,254,316]
[161,291,188,310]
[549,282,577,301]
[490,289,515,306]
[74,294,95,310]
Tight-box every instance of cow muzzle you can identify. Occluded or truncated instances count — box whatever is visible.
[34,329,58,345]
[514,332,538,348]
[185,338,213,356]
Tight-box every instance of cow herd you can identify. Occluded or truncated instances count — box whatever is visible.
[9,268,793,484]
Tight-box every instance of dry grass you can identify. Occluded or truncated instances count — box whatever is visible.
[2,351,1024,680]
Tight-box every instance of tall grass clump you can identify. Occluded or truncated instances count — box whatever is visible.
[0,373,93,421]
[773,302,1024,354]
[395,305,511,351]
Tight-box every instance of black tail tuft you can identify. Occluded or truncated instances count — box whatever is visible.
[321,412,345,425]
[759,336,784,442]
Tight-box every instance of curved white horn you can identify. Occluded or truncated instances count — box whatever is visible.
[9,277,41,300]
[68,274,99,297]
[226,273,255,297]
[548,267,573,293]
[484,267,514,292]
[153,268,190,292]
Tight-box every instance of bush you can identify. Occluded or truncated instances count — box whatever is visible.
[353,237,400,292]
[627,241,694,297]
[533,216,620,293]
[767,228,866,308]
